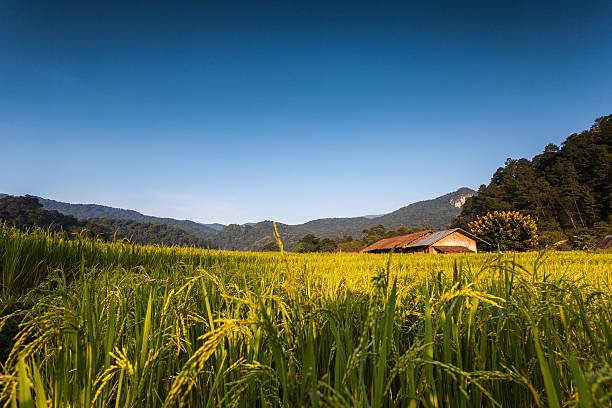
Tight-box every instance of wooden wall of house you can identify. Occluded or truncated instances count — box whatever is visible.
[433,232,477,252]
[403,247,428,254]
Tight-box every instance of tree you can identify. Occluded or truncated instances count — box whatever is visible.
[468,210,538,251]
[544,143,559,153]
[318,238,338,252]
[294,234,320,252]
[261,241,280,252]
[361,224,423,246]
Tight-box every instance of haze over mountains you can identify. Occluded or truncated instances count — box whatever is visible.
[0,188,474,250]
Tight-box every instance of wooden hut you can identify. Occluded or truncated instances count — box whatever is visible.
[360,228,487,254]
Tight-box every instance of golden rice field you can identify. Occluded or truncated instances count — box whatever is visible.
[0,224,611,407]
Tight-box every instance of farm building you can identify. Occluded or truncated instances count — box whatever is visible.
[595,235,612,249]
[360,228,488,254]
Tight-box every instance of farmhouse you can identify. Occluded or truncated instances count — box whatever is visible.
[360,228,487,254]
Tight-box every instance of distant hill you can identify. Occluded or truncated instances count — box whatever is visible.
[13,196,223,238]
[0,195,214,248]
[1,187,475,251]
[212,221,311,251]
[212,188,475,250]
[87,218,215,248]
[297,188,475,238]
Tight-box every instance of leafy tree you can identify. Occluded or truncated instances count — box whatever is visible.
[294,234,320,253]
[318,238,338,253]
[362,224,388,246]
[468,210,538,251]
[544,143,559,153]
[261,241,280,252]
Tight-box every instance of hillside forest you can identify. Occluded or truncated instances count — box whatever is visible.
[453,114,611,249]
[0,195,215,248]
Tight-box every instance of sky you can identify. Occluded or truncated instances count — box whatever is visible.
[1,0,611,225]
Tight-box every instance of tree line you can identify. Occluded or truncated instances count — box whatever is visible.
[262,223,434,252]
[0,195,216,248]
[453,114,611,249]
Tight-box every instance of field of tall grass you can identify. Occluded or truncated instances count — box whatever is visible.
[0,223,611,407]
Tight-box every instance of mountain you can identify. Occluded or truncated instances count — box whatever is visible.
[0,195,214,248]
[86,218,215,248]
[212,188,475,251]
[20,196,222,238]
[296,188,475,238]
[1,187,475,251]
[212,221,311,251]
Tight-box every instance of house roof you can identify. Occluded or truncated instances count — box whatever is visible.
[595,235,612,249]
[360,228,489,253]
[360,230,433,252]
[406,228,489,247]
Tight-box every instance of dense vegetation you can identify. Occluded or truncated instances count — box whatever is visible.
[454,115,611,249]
[293,234,340,253]
[213,221,312,251]
[468,211,539,251]
[0,195,96,235]
[1,226,611,407]
[86,218,215,248]
[0,196,215,248]
[8,194,223,238]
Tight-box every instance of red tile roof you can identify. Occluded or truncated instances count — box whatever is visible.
[360,228,488,253]
[360,230,433,253]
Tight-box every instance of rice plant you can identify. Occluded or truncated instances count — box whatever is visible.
[0,224,610,407]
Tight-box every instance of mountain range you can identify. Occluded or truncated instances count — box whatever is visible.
[37,197,223,237]
[0,187,475,251]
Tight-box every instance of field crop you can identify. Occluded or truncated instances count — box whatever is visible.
[0,224,611,407]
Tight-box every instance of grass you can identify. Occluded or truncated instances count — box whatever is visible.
[0,223,611,407]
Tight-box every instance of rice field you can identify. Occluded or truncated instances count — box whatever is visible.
[0,224,611,407]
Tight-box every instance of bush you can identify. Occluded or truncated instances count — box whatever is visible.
[469,210,538,251]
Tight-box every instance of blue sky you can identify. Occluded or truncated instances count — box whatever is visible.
[1,0,611,225]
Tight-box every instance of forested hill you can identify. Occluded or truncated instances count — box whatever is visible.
[212,221,312,252]
[22,197,223,238]
[297,188,475,238]
[0,195,215,248]
[453,114,611,247]
[1,187,476,251]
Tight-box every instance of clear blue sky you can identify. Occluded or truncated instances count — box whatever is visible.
[1,0,611,225]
